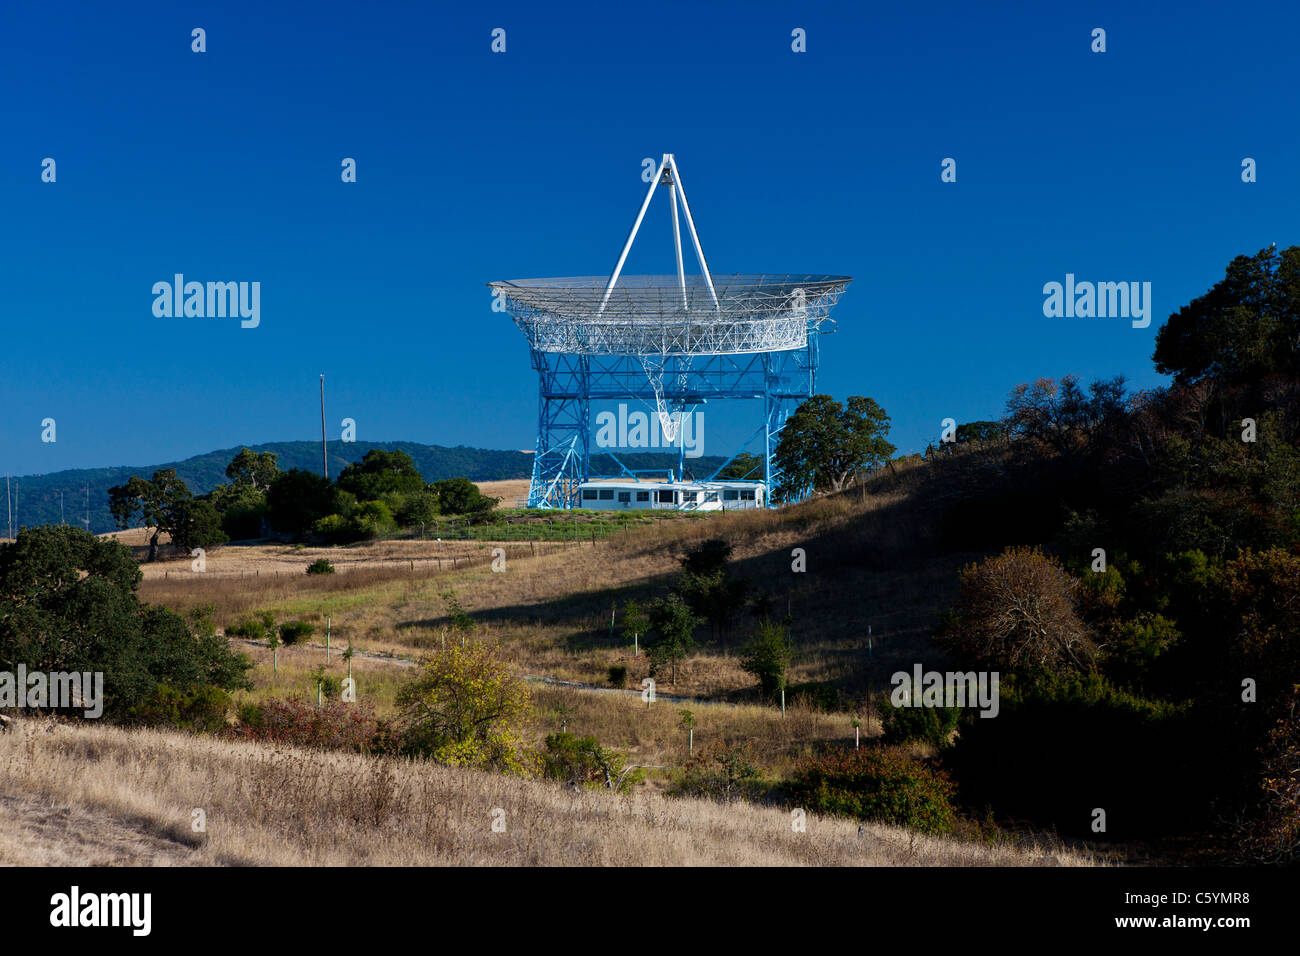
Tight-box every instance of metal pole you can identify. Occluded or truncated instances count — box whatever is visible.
[670,182,687,310]
[599,154,667,315]
[666,155,719,311]
[320,374,329,479]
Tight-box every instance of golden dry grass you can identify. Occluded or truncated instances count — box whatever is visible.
[475,478,532,507]
[0,717,1100,866]
[226,633,891,780]
[124,453,984,713]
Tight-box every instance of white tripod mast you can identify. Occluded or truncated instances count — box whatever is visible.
[598,153,719,315]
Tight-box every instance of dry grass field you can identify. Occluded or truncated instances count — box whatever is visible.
[135,456,965,705]
[475,478,532,507]
[227,631,896,782]
[0,718,1101,866]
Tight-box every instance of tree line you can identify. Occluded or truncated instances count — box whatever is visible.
[108,448,500,559]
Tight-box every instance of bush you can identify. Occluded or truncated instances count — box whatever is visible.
[221,499,269,541]
[397,490,440,528]
[236,700,265,729]
[395,641,532,772]
[432,477,499,522]
[230,697,381,752]
[881,697,961,748]
[669,741,761,802]
[351,499,397,539]
[542,732,639,792]
[306,558,335,575]
[1099,612,1181,690]
[787,746,958,835]
[226,617,266,641]
[740,619,790,701]
[127,684,232,733]
[278,620,314,646]
[607,664,628,688]
[313,514,351,543]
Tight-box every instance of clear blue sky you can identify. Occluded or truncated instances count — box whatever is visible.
[3,0,1297,476]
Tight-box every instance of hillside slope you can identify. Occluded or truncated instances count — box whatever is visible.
[0,718,1094,866]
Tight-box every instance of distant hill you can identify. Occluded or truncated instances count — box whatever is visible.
[3,442,734,535]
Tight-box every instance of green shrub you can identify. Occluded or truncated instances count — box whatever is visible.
[740,619,790,701]
[542,732,640,792]
[226,617,266,641]
[313,514,350,542]
[1099,612,1181,689]
[128,684,233,733]
[397,490,440,528]
[237,700,265,729]
[219,495,269,541]
[352,500,396,539]
[278,620,314,646]
[881,697,961,748]
[669,741,761,802]
[607,664,628,688]
[787,746,958,835]
[306,558,335,575]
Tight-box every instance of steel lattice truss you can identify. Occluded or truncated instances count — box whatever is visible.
[493,154,852,509]
[492,274,850,355]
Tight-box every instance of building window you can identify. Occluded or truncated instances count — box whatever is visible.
[705,491,719,502]
[636,491,650,502]
[723,489,739,500]
[656,489,675,503]
[682,491,697,502]
[598,489,614,500]
[618,492,630,502]
[740,490,755,500]
[582,489,598,501]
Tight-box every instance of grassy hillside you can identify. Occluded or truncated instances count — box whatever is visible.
[0,718,1095,866]
[139,454,957,704]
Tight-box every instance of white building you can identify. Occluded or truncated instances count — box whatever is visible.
[577,480,763,512]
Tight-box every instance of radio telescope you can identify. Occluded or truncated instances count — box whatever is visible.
[492,153,851,509]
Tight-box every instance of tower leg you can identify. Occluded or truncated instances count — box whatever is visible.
[530,353,590,508]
